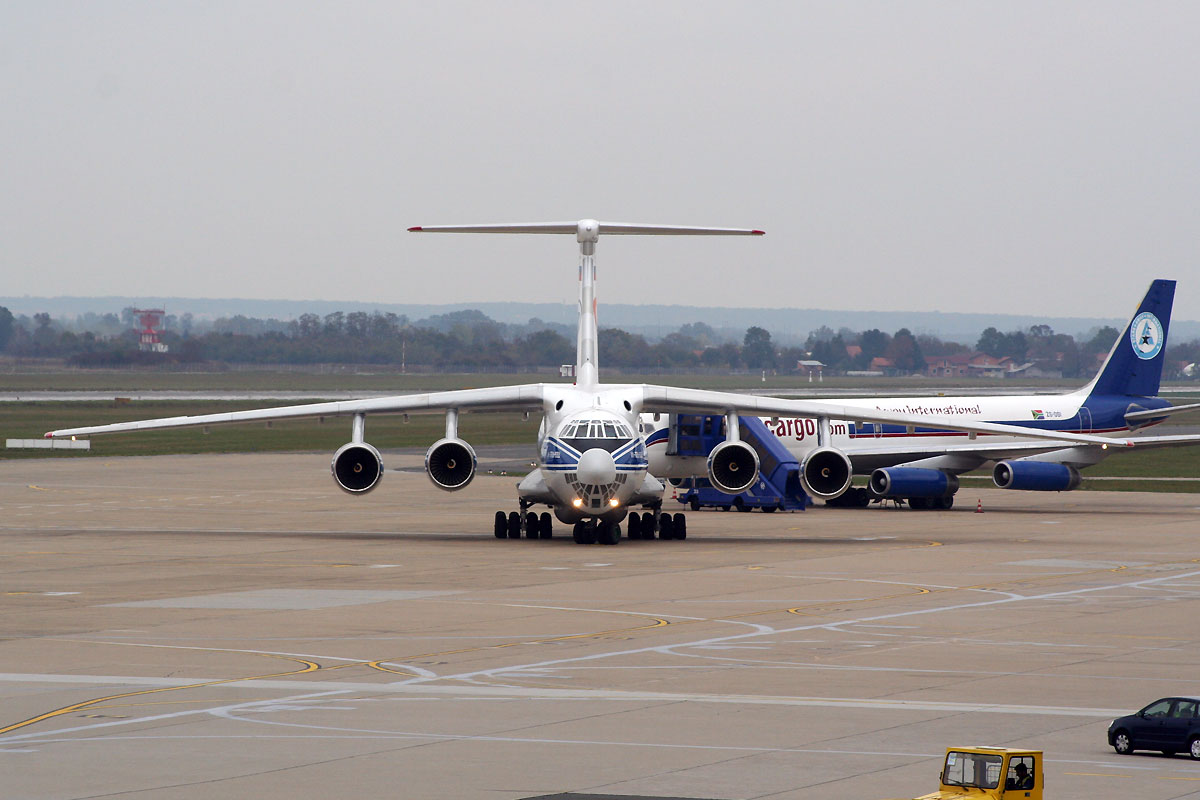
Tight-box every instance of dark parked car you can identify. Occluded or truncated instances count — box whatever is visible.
[1109,697,1200,758]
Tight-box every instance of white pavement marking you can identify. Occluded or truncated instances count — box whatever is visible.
[0,674,1131,719]
[391,567,1200,686]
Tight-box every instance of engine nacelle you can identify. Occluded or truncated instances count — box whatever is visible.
[870,467,958,498]
[707,440,759,495]
[801,447,854,499]
[331,442,384,494]
[993,460,1081,492]
[425,437,477,491]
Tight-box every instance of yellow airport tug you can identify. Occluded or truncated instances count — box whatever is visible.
[892,747,1042,800]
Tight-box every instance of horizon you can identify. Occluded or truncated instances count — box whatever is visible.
[5,293,1200,347]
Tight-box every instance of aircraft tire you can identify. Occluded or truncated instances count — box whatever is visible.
[507,511,522,538]
[494,511,507,539]
[525,512,540,539]
[735,498,750,512]
[658,513,674,540]
[672,513,686,540]
[689,496,700,511]
[627,513,642,539]
[936,495,954,510]
[762,505,777,513]
[908,497,930,510]
[598,522,620,546]
[573,520,597,545]
[539,512,553,539]
[641,512,657,538]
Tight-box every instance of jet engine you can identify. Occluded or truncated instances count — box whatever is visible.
[993,460,1081,492]
[801,447,853,499]
[331,441,384,494]
[425,437,477,491]
[870,467,958,498]
[707,440,759,495]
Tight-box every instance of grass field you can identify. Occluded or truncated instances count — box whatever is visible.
[3,375,1198,491]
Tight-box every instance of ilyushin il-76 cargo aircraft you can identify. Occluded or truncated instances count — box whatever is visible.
[646,278,1200,511]
[46,221,1174,545]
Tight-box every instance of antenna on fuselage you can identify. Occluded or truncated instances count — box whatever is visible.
[408,220,765,387]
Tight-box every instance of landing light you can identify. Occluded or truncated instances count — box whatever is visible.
[608,498,620,508]
[571,497,584,508]
[1102,443,1108,450]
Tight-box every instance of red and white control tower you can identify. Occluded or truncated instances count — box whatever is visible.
[132,308,169,353]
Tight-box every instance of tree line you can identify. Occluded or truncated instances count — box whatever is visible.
[1,305,1197,378]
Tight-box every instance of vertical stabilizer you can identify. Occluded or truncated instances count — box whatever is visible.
[575,220,600,387]
[1084,279,1176,398]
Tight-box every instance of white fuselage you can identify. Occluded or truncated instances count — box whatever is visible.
[645,388,1106,478]
[531,385,649,518]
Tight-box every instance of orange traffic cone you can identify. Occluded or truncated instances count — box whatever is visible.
[975,498,983,513]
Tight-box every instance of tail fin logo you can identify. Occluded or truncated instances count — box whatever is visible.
[1130,312,1164,360]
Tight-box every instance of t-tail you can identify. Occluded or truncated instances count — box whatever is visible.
[1081,278,1176,400]
[409,220,764,387]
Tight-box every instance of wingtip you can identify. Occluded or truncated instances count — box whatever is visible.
[43,431,54,439]
[407,226,422,232]
[752,229,766,236]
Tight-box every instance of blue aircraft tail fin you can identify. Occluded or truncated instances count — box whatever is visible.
[1085,279,1175,398]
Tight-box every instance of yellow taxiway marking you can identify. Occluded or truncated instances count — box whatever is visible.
[27,485,49,491]
[0,652,320,737]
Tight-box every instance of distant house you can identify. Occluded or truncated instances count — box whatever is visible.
[870,356,899,376]
[925,353,972,378]
[967,352,1008,378]
[1006,361,1063,379]
[845,344,863,361]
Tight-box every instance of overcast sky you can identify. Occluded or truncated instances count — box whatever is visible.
[3,2,1198,323]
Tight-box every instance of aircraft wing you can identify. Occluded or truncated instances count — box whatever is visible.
[1121,433,1200,449]
[45,384,548,438]
[638,385,1132,449]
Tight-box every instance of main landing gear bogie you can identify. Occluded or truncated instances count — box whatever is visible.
[494,505,690,544]
[493,509,553,539]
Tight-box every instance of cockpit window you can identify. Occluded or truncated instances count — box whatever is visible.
[560,418,633,452]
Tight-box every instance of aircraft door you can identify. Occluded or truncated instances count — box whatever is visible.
[1077,406,1092,434]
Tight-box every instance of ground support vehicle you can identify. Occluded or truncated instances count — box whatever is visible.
[671,414,811,512]
[883,747,1043,800]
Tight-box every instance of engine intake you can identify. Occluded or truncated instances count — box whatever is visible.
[707,440,759,495]
[801,447,853,499]
[331,442,384,494]
[870,467,958,498]
[425,437,477,491]
[993,460,1081,492]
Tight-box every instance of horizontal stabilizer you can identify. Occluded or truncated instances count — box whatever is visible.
[1125,401,1200,422]
[409,220,764,236]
